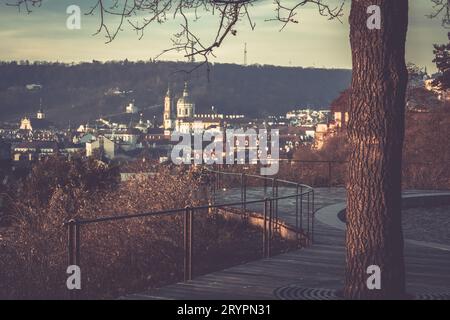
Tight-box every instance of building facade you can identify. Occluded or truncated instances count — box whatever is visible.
[163,82,222,134]
[163,87,175,131]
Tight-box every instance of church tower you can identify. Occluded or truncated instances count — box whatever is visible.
[177,82,195,118]
[37,109,45,119]
[163,85,174,130]
[37,98,45,119]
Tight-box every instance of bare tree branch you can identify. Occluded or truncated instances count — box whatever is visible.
[269,0,345,31]
[428,0,450,28]
[6,0,346,73]
[6,0,41,13]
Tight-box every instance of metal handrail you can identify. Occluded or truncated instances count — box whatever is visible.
[64,166,315,299]
[66,208,186,226]
[66,168,313,226]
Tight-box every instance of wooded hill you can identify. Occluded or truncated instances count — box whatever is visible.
[0,60,351,126]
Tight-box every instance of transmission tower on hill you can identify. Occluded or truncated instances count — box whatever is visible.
[244,43,248,66]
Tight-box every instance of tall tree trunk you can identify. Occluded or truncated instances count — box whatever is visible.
[345,0,409,299]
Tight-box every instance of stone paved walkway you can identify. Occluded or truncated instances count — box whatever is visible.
[403,206,450,245]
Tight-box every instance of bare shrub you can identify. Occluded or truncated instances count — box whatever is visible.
[0,158,296,299]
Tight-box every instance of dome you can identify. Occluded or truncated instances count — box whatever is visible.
[177,82,194,105]
[176,81,195,118]
[177,96,194,105]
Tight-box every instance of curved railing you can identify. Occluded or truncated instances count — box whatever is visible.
[208,167,315,247]
[63,166,315,299]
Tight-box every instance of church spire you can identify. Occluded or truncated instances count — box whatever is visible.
[37,98,45,119]
[163,83,174,131]
[183,81,189,97]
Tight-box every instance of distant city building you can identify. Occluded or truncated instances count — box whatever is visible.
[104,87,133,97]
[330,90,349,131]
[84,127,144,160]
[126,101,139,114]
[134,114,152,133]
[25,84,43,91]
[176,82,195,119]
[86,136,116,159]
[73,133,96,145]
[286,109,330,127]
[13,141,58,161]
[36,108,45,119]
[103,128,141,146]
[163,82,245,134]
[20,109,54,131]
[163,86,175,131]
[314,123,330,149]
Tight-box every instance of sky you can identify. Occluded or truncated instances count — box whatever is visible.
[0,0,447,72]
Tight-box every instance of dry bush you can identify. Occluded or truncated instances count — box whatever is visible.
[402,162,450,190]
[0,162,205,299]
[0,158,295,299]
[402,108,450,190]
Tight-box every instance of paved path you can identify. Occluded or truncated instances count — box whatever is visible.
[125,188,450,300]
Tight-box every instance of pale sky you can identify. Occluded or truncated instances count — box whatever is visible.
[0,0,447,72]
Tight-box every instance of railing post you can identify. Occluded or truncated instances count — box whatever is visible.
[216,168,220,190]
[296,183,299,242]
[300,185,303,232]
[184,207,188,281]
[268,198,272,258]
[67,219,80,300]
[189,207,194,280]
[218,170,221,190]
[312,189,315,244]
[75,223,80,269]
[271,178,278,232]
[243,174,247,213]
[214,172,218,212]
[307,191,311,244]
[328,161,332,188]
[184,206,193,282]
[241,173,246,212]
[264,176,267,195]
[67,220,74,268]
[212,171,216,200]
[275,179,279,227]
[263,198,268,258]
[272,178,275,200]
[67,220,74,300]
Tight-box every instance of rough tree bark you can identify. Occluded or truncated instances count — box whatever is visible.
[345,0,409,299]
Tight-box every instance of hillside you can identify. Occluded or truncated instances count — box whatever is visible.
[0,61,351,126]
